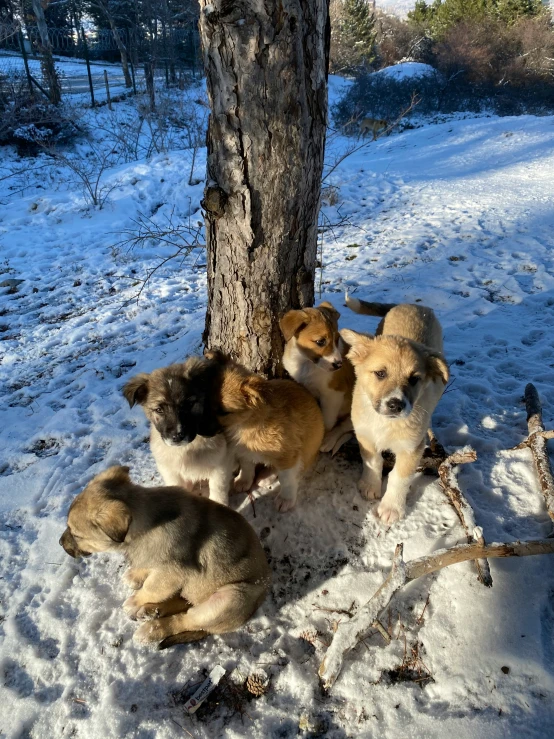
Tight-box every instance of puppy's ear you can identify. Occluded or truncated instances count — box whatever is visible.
[425,351,449,385]
[240,376,265,407]
[123,373,150,407]
[341,329,374,365]
[95,466,131,485]
[280,309,309,341]
[95,499,131,543]
[204,348,227,364]
[190,391,221,438]
[318,301,340,322]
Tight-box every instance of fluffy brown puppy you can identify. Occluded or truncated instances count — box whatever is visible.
[342,297,449,524]
[59,466,270,647]
[212,355,325,512]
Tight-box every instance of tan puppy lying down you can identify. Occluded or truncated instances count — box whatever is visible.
[342,297,449,524]
[59,466,270,647]
[211,353,325,512]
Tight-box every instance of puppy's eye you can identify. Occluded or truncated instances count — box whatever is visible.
[408,374,420,386]
[154,406,164,415]
[374,370,387,380]
[314,338,327,347]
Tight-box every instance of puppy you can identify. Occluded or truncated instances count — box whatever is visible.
[342,296,449,524]
[280,302,355,453]
[359,117,388,140]
[214,355,325,512]
[59,466,270,647]
[123,357,234,506]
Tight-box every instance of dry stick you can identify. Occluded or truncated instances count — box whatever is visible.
[519,383,554,523]
[319,536,554,689]
[417,440,492,586]
[437,449,493,588]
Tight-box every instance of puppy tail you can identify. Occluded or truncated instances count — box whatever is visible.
[157,630,207,649]
[344,291,396,317]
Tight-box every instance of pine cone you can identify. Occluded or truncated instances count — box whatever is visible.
[245,672,269,697]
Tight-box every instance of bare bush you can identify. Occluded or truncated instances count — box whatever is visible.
[114,209,205,300]
[374,10,433,67]
[42,143,120,209]
[435,16,554,86]
[0,76,79,154]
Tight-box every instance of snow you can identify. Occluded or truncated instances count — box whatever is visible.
[1,78,554,737]
[374,61,439,81]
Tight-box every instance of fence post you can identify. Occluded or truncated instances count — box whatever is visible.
[18,29,34,97]
[144,59,155,112]
[80,26,95,108]
[129,52,137,95]
[104,69,112,110]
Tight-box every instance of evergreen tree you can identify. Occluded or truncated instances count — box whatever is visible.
[339,0,377,70]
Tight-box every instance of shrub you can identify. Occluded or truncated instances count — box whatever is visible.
[0,76,78,154]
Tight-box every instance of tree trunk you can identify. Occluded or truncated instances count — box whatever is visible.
[108,18,133,88]
[199,0,330,376]
[32,0,62,105]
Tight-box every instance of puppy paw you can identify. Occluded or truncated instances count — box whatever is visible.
[234,471,255,494]
[377,500,405,525]
[320,430,341,454]
[275,494,296,513]
[123,569,146,590]
[134,620,165,644]
[358,478,381,500]
[123,595,143,620]
[135,603,162,621]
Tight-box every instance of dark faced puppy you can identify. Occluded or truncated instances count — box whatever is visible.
[123,358,222,447]
[123,357,234,506]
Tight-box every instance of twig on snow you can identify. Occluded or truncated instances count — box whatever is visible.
[319,536,554,689]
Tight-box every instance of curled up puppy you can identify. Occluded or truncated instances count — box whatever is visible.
[59,466,270,647]
[342,298,449,524]
[210,353,325,512]
[123,357,233,506]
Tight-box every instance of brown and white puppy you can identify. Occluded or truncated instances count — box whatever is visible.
[280,302,355,453]
[214,355,325,512]
[342,296,449,524]
[59,466,270,647]
[359,117,389,140]
[123,357,234,506]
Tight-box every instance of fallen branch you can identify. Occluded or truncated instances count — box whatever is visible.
[319,536,554,689]
[513,384,554,523]
[437,449,492,587]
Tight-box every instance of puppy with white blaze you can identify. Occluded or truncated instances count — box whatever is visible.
[123,357,234,506]
[280,302,355,454]
[342,297,449,524]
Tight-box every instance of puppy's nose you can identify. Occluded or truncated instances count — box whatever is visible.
[332,359,343,370]
[171,430,186,443]
[386,397,406,414]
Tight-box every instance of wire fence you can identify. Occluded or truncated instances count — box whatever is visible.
[0,21,202,107]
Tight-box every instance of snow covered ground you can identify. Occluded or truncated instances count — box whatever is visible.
[1,80,554,738]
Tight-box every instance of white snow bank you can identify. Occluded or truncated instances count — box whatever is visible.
[375,61,439,81]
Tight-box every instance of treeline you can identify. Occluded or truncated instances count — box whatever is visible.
[0,0,198,34]
[331,0,554,88]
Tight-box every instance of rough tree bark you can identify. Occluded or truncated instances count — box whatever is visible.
[199,0,330,376]
[31,0,62,105]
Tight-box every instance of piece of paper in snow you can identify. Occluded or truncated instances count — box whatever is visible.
[184,665,226,715]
